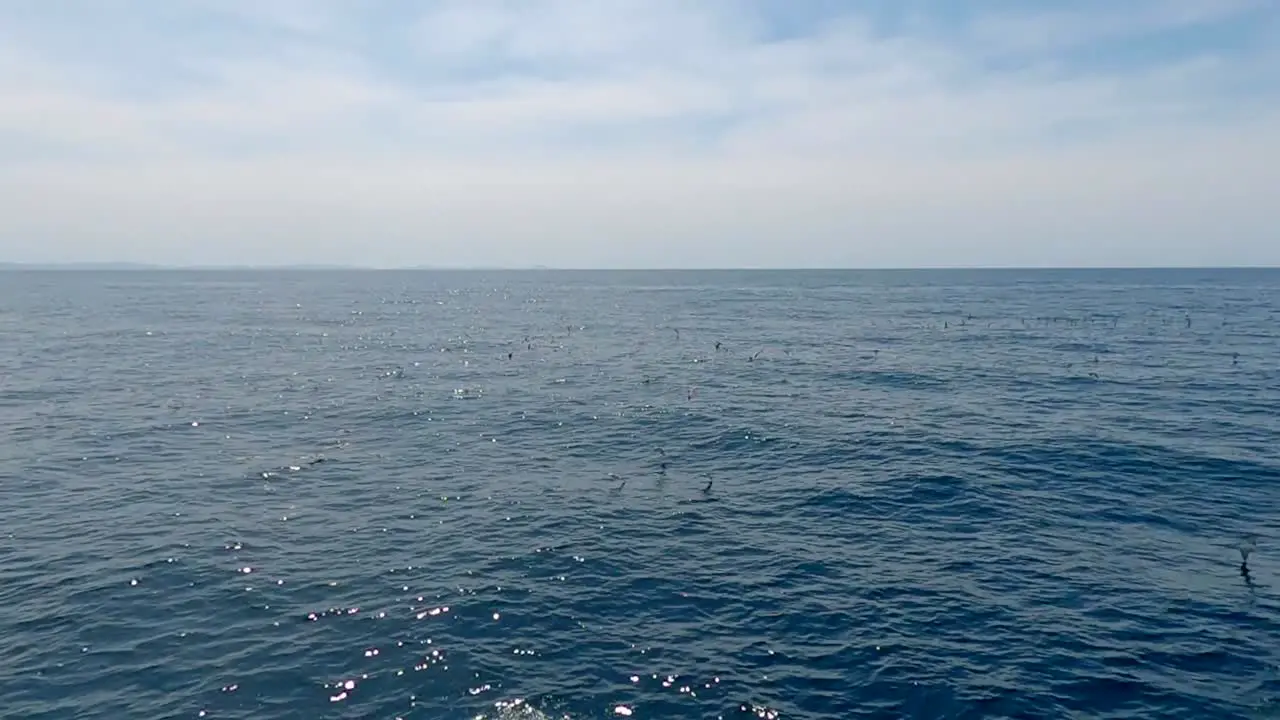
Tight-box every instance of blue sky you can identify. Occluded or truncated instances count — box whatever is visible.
[1,0,1277,268]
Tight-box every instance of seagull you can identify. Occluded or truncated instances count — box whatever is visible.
[701,473,713,493]
[1240,536,1258,571]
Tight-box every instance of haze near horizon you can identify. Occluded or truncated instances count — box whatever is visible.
[2,0,1278,269]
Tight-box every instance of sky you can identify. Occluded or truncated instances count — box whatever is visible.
[1,0,1278,269]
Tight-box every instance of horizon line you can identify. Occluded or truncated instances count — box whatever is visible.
[3,262,1279,272]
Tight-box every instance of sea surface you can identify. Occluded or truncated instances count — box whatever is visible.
[2,268,1279,720]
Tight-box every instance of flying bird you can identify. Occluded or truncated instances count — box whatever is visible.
[1240,536,1258,571]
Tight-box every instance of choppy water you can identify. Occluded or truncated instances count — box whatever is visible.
[2,268,1279,720]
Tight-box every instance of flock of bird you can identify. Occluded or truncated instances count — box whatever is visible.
[603,447,714,496]
[310,308,1268,583]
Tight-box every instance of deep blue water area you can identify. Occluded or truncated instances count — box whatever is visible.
[1,268,1279,719]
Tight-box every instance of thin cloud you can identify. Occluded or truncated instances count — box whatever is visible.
[0,0,1276,267]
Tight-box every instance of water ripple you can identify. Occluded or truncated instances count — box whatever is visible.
[2,268,1278,719]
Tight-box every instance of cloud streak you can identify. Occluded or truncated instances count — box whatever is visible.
[1,0,1277,267]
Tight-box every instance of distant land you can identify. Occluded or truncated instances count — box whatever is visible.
[0,262,531,271]
[0,261,170,270]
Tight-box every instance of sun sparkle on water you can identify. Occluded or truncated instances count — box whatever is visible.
[0,269,1277,719]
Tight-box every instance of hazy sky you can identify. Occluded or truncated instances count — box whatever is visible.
[2,0,1278,268]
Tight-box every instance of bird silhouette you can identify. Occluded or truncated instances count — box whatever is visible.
[1240,536,1258,573]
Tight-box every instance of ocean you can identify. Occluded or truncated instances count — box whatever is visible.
[1,268,1278,719]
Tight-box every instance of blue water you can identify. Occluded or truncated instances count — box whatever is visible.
[2,268,1279,720]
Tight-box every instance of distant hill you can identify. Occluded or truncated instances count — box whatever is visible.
[0,262,562,271]
[402,265,534,271]
[188,264,365,271]
[0,262,365,271]
[0,262,164,270]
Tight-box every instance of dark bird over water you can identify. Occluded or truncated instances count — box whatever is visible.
[1240,536,1258,573]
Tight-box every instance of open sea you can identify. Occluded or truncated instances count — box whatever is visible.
[2,268,1279,720]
